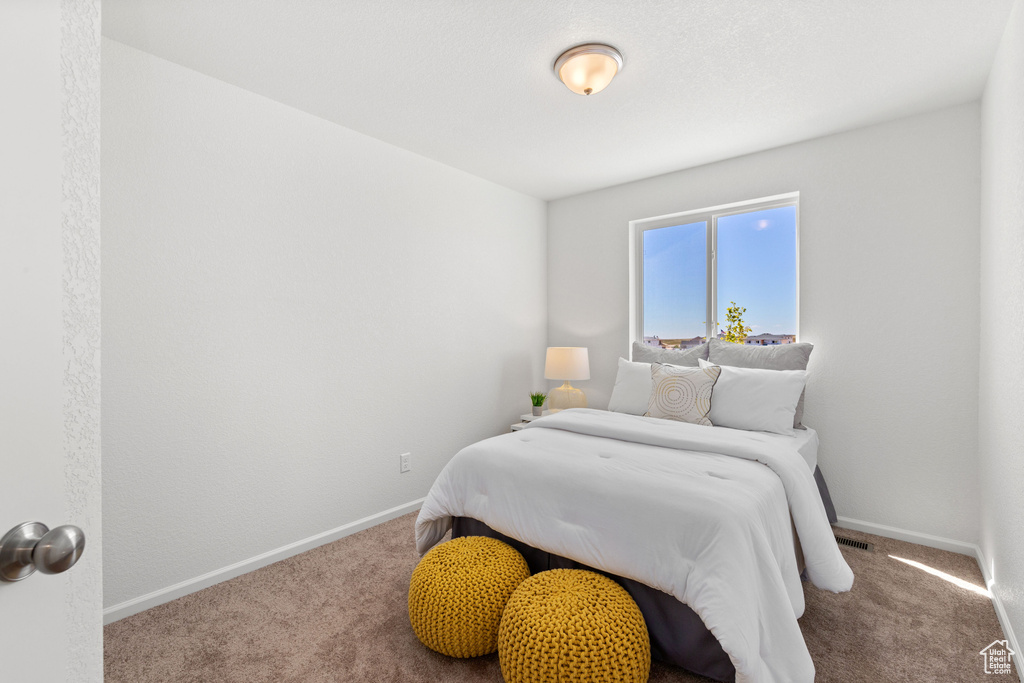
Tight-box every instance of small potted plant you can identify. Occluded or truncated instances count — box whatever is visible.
[529,392,547,417]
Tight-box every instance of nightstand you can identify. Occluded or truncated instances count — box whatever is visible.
[510,411,555,432]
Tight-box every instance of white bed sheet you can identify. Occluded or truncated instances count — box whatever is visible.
[612,410,820,472]
[766,425,819,472]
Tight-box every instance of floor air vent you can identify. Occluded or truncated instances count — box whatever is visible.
[835,535,874,552]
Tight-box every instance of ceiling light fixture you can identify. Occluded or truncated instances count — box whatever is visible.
[553,43,623,96]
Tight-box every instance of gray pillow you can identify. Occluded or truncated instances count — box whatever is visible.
[708,338,813,429]
[631,341,709,367]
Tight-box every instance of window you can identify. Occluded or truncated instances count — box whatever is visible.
[630,194,798,348]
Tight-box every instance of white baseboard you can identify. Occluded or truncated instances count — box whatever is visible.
[974,544,1024,683]
[103,497,425,625]
[836,516,1021,682]
[835,516,978,556]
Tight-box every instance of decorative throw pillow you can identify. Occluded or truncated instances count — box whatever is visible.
[631,341,709,367]
[708,339,813,429]
[699,359,806,436]
[645,362,720,426]
[608,358,653,416]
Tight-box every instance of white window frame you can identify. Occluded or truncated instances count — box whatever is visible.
[628,192,800,347]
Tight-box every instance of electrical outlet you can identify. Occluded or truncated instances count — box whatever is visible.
[400,452,411,474]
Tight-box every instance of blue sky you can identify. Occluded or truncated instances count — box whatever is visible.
[643,206,797,339]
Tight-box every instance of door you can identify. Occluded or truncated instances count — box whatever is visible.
[0,1,91,679]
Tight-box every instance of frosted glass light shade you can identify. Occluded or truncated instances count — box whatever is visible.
[544,347,590,380]
[554,44,623,96]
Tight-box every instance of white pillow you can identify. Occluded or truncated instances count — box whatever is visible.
[698,358,806,436]
[646,362,721,426]
[608,357,653,415]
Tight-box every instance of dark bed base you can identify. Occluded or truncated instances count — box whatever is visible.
[451,465,838,682]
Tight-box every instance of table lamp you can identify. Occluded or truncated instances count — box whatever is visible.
[544,347,590,411]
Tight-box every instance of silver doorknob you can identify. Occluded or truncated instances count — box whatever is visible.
[0,522,86,582]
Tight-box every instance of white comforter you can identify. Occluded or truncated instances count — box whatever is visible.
[415,409,853,683]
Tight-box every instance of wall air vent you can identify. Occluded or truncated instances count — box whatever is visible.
[835,535,874,552]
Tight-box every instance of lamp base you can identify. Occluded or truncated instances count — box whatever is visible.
[548,380,587,412]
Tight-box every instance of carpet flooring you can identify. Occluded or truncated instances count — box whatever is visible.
[105,513,1016,682]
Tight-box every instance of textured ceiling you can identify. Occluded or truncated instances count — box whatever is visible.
[102,0,1013,200]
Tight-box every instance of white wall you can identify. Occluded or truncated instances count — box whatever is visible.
[980,0,1024,653]
[548,104,981,544]
[101,39,547,610]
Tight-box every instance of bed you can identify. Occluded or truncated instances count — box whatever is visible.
[415,407,852,683]
[416,341,851,682]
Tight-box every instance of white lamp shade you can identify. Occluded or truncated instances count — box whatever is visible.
[544,347,590,380]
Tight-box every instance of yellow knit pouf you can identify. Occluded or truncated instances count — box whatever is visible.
[498,569,651,683]
[408,535,530,658]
